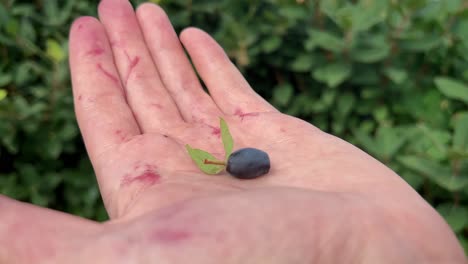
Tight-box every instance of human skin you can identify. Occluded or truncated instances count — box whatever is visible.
[0,0,467,263]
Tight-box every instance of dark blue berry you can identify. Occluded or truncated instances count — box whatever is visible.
[226,148,270,179]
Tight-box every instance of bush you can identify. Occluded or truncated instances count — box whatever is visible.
[1,0,467,252]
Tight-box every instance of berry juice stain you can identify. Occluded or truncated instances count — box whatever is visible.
[120,170,160,188]
[86,47,104,56]
[150,229,192,243]
[115,130,132,143]
[123,50,140,86]
[97,63,119,85]
[234,108,259,121]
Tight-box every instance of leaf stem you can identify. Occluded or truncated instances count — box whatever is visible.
[204,159,226,166]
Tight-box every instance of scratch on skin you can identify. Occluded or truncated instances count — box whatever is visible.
[120,164,161,188]
[234,108,259,121]
[150,229,192,243]
[86,47,104,56]
[123,50,140,87]
[208,125,221,137]
[97,63,119,85]
[150,103,163,110]
[115,130,132,143]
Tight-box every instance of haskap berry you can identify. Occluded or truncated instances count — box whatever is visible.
[226,148,270,179]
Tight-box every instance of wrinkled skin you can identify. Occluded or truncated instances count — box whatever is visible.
[0,1,466,263]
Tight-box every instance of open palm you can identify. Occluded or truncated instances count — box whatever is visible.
[0,0,465,263]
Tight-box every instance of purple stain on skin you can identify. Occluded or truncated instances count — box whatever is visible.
[234,108,259,121]
[97,63,119,85]
[115,130,132,143]
[86,47,105,56]
[150,229,192,243]
[210,126,221,137]
[120,166,161,188]
[123,50,140,86]
[202,123,221,138]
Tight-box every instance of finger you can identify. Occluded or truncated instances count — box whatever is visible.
[180,28,278,116]
[69,16,141,160]
[98,0,184,133]
[136,3,222,124]
[0,195,99,263]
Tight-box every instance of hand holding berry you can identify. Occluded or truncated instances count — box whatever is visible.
[0,0,465,263]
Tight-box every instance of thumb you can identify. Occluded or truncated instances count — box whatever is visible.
[0,195,99,264]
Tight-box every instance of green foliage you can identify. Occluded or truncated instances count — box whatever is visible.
[220,118,234,158]
[0,0,467,251]
[0,0,105,221]
[0,89,7,101]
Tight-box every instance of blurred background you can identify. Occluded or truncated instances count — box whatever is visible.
[0,0,467,253]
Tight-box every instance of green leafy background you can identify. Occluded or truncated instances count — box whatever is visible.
[0,0,467,252]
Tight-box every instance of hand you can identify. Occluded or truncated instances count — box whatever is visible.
[1,0,466,263]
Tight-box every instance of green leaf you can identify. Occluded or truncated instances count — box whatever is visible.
[279,5,307,21]
[321,4,353,31]
[6,19,19,36]
[351,46,390,63]
[454,19,468,44]
[437,204,468,233]
[0,4,9,26]
[313,63,352,88]
[445,0,461,13]
[411,124,449,161]
[352,34,390,63]
[273,83,293,106]
[0,74,12,87]
[353,129,380,157]
[354,125,407,161]
[336,92,355,117]
[375,126,408,159]
[0,89,7,101]
[306,29,344,52]
[261,36,282,53]
[46,137,62,159]
[185,145,224,174]
[290,54,314,72]
[398,156,468,192]
[453,112,468,152]
[400,36,441,52]
[46,39,65,63]
[434,77,468,104]
[220,118,233,158]
[384,67,408,84]
[351,1,388,33]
